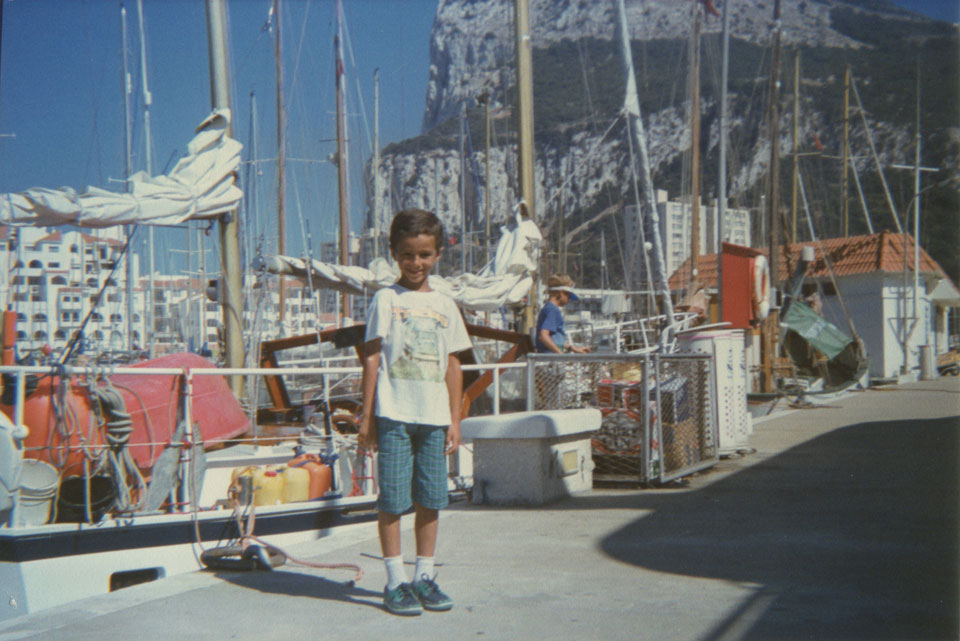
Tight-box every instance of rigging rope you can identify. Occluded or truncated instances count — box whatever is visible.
[849,72,903,234]
[797,167,860,340]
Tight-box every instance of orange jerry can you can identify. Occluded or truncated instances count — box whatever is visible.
[288,454,332,499]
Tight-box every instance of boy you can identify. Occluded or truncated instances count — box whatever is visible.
[358,209,473,616]
[535,273,590,354]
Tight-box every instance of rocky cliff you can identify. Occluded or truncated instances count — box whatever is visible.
[368,0,959,285]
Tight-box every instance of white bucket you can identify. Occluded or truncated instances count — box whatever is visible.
[17,459,59,526]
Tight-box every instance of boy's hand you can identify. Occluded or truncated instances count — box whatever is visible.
[358,417,377,452]
[444,422,461,455]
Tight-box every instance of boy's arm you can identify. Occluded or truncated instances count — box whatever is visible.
[357,338,381,451]
[444,351,464,454]
[538,328,563,353]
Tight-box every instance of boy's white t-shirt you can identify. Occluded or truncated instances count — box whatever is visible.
[365,284,473,426]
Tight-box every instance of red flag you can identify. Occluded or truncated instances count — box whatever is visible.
[701,0,721,18]
[813,134,825,151]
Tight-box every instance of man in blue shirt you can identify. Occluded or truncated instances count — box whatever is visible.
[535,273,591,354]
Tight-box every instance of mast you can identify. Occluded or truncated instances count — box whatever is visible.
[689,1,702,285]
[459,101,467,274]
[373,68,381,258]
[248,90,260,263]
[205,0,244,390]
[515,0,536,332]
[717,0,730,320]
[911,61,921,349]
[762,0,782,393]
[616,0,675,340]
[334,0,350,323]
[841,64,850,237]
[480,92,492,262]
[120,3,135,351]
[273,0,287,322]
[136,0,156,358]
[791,50,799,243]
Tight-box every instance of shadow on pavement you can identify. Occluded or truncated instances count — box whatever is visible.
[597,416,959,640]
[211,568,383,612]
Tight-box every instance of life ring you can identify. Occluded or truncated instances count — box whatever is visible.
[752,255,771,321]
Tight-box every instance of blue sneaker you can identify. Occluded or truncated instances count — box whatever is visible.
[383,583,423,616]
[411,574,454,611]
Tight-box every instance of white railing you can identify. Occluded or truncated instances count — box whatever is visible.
[0,359,532,437]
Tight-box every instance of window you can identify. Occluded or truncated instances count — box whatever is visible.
[110,314,122,323]
[70,244,79,253]
[86,278,98,288]
[28,259,42,268]
[32,313,47,322]
[90,313,103,322]
[51,275,67,285]
[48,262,60,269]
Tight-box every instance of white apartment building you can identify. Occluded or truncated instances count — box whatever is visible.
[0,225,146,358]
[625,190,752,290]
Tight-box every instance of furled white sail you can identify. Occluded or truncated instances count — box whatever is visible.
[260,214,542,312]
[0,110,242,228]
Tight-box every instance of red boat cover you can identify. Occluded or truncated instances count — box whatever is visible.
[9,352,249,472]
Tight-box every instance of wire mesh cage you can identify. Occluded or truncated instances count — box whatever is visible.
[654,355,718,482]
[525,353,718,484]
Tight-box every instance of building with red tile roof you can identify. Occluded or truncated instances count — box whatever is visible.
[669,232,959,380]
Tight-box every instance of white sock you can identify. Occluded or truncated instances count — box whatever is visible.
[414,556,435,583]
[384,555,408,590]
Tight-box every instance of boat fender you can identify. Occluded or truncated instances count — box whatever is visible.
[200,544,286,572]
[752,255,771,321]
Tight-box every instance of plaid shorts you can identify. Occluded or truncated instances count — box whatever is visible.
[376,416,449,514]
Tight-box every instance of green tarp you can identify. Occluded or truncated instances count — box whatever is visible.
[781,300,852,360]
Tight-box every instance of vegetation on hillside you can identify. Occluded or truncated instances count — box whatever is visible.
[387,8,958,287]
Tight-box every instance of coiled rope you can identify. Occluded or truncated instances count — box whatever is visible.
[87,381,146,513]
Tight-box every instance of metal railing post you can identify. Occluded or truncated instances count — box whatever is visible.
[525,356,536,412]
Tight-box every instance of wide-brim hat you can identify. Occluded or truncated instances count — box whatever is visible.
[547,273,580,301]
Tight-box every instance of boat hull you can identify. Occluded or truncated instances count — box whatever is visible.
[0,494,376,621]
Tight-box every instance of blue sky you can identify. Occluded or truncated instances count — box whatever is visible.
[0,0,954,274]
[0,0,438,273]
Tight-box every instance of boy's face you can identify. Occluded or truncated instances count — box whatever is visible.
[392,233,441,292]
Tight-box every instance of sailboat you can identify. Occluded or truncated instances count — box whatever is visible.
[0,1,384,620]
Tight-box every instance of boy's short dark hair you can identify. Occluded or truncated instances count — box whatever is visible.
[389,209,445,253]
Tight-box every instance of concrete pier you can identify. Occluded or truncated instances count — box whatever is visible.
[1,378,956,641]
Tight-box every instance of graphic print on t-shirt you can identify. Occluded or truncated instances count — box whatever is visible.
[389,306,449,382]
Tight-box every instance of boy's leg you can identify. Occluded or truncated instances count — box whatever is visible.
[414,504,438,581]
[414,503,438,558]
[379,511,410,591]
[410,505,452,611]
[408,425,453,611]
[376,418,422,615]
